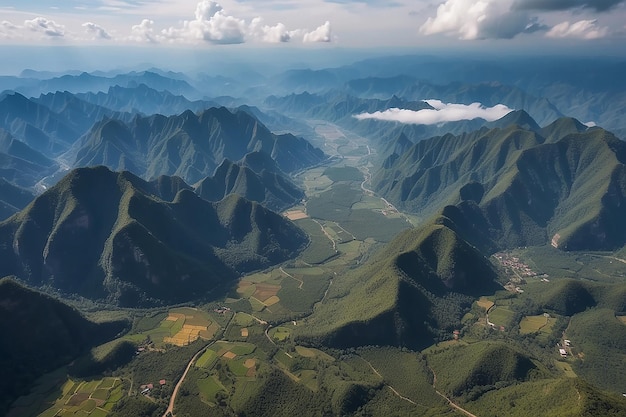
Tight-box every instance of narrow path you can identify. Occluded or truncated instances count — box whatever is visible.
[362,358,418,406]
[332,222,356,241]
[312,218,336,251]
[280,266,304,289]
[428,365,478,417]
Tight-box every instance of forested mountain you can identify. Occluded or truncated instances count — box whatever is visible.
[68,107,325,184]
[0,166,308,306]
[373,117,626,251]
[195,154,304,211]
[298,215,499,350]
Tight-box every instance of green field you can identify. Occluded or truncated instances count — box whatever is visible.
[197,376,225,403]
[12,375,124,417]
[295,218,338,264]
[323,166,364,182]
[196,349,217,368]
[519,315,546,333]
[488,306,515,328]
[270,327,291,342]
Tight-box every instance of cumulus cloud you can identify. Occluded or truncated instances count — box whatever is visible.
[24,17,65,37]
[173,0,247,44]
[353,100,514,124]
[419,0,543,40]
[82,22,112,39]
[130,19,157,42]
[513,0,625,12]
[583,121,597,127]
[249,18,298,43]
[303,21,332,42]
[157,1,329,44]
[546,19,609,38]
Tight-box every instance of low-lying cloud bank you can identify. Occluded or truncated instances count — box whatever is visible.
[354,100,513,125]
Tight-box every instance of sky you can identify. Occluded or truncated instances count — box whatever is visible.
[1,0,625,72]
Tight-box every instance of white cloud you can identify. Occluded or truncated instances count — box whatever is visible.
[583,121,597,127]
[159,1,329,44]
[354,100,514,124]
[24,17,65,37]
[130,18,157,43]
[82,22,112,40]
[419,0,542,40]
[1,20,17,30]
[249,17,298,43]
[546,19,609,39]
[303,21,332,42]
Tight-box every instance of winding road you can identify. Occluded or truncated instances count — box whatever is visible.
[163,342,213,417]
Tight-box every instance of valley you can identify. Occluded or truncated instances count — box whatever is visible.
[8,112,626,416]
[2,51,626,417]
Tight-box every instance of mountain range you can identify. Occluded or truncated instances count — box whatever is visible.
[373,114,626,251]
[68,106,325,184]
[0,166,308,306]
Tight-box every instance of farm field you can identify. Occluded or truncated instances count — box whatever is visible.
[488,306,515,328]
[519,314,556,334]
[476,297,495,311]
[9,372,124,417]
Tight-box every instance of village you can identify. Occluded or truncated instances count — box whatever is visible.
[493,251,548,293]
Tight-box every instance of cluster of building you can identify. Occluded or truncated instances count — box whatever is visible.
[558,339,573,358]
[140,379,166,395]
[493,252,539,278]
[213,306,231,315]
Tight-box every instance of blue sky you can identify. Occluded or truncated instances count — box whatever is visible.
[0,0,625,72]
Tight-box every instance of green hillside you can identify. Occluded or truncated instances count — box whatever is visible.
[373,120,626,251]
[296,218,499,349]
[0,166,308,306]
[0,277,127,415]
[194,155,304,211]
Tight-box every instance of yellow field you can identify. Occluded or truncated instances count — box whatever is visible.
[617,316,626,325]
[244,359,256,368]
[285,210,309,220]
[476,297,495,311]
[164,323,209,346]
[223,351,237,359]
[166,313,185,321]
[162,308,214,346]
[241,328,249,337]
[264,295,280,306]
